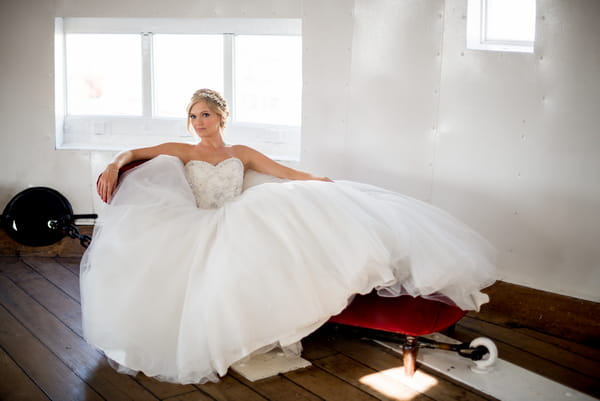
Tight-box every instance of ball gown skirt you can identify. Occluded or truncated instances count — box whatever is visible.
[80,155,496,384]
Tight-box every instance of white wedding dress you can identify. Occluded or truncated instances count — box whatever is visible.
[80,154,496,384]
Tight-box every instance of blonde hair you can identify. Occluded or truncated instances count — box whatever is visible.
[186,89,230,133]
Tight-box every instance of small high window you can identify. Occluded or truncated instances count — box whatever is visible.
[467,0,536,53]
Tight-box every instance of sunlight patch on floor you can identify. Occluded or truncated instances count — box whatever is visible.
[359,367,438,400]
[375,335,597,401]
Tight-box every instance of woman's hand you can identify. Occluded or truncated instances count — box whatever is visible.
[97,164,119,203]
[95,143,190,203]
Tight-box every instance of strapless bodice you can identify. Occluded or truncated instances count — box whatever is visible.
[183,158,244,209]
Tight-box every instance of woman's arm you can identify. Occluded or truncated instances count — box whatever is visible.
[233,145,331,182]
[97,142,189,203]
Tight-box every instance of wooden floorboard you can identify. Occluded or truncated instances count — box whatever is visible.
[1,259,83,335]
[515,327,600,361]
[0,303,104,401]
[0,346,51,401]
[162,390,215,401]
[458,315,600,380]
[312,352,432,401]
[1,256,598,401]
[196,375,269,400]
[54,257,82,276]
[21,256,81,302]
[0,273,158,401]
[474,281,600,346]
[314,328,495,401]
[454,319,600,397]
[229,371,324,401]
[133,374,198,400]
[285,365,380,401]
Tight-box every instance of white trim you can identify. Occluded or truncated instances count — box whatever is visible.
[62,17,301,35]
[61,116,300,160]
[54,17,66,149]
[141,33,153,117]
[466,0,535,54]
[223,33,235,120]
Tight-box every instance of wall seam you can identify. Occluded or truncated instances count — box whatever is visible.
[341,0,358,177]
[427,0,447,203]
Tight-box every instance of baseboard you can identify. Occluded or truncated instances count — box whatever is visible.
[472,281,599,346]
[0,225,93,257]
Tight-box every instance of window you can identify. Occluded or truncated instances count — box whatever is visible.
[153,34,225,118]
[234,35,302,126]
[65,34,143,116]
[55,18,302,161]
[467,0,536,53]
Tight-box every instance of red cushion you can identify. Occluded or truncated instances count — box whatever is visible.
[329,292,466,336]
[97,159,150,185]
[118,159,149,175]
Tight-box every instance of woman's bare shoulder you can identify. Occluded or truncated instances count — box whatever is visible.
[230,144,251,151]
[155,142,198,156]
[230,144,260,157]
[160,142,196,151]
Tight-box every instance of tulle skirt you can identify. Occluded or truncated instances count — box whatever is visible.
[80,155,496,384]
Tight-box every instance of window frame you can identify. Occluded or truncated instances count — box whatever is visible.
[466,0,536,54]
[54,17,302,161]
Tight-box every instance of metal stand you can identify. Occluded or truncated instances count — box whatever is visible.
[328,324,497,376]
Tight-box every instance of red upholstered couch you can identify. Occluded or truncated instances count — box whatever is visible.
[329,291,465,337]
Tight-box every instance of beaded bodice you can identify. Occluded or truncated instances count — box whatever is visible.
[183,158,244,209]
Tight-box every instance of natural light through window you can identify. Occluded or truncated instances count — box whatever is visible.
[467,0,536,53]
[66,34,143,115]
[234,35,302,126]
[485,0,536,42]
[359,367,439,400]
[153,34,224,118]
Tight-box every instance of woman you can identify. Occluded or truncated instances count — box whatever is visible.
[82,89,496,384]
[97,89,329,203]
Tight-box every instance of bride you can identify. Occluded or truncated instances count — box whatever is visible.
[96,89,330,204]
[82,88,496,384]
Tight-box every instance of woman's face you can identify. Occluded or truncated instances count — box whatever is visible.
[189,101,222,138]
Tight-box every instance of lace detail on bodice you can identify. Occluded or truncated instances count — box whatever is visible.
[184,158,244,209]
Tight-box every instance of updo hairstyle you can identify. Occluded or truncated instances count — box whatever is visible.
[186,89,230,133]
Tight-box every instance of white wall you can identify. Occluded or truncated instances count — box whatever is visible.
[301,0,354,178]
[433,0,600,301]
[303,0,600,302]
[1,0,598,302]
[344,0,444,199]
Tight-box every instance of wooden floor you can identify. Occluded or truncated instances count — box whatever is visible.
[0,256,598,401]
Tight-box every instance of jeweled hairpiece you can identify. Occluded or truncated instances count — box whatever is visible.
[198,91,226,110]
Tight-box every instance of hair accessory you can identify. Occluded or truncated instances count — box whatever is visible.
[197,91,227,110]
